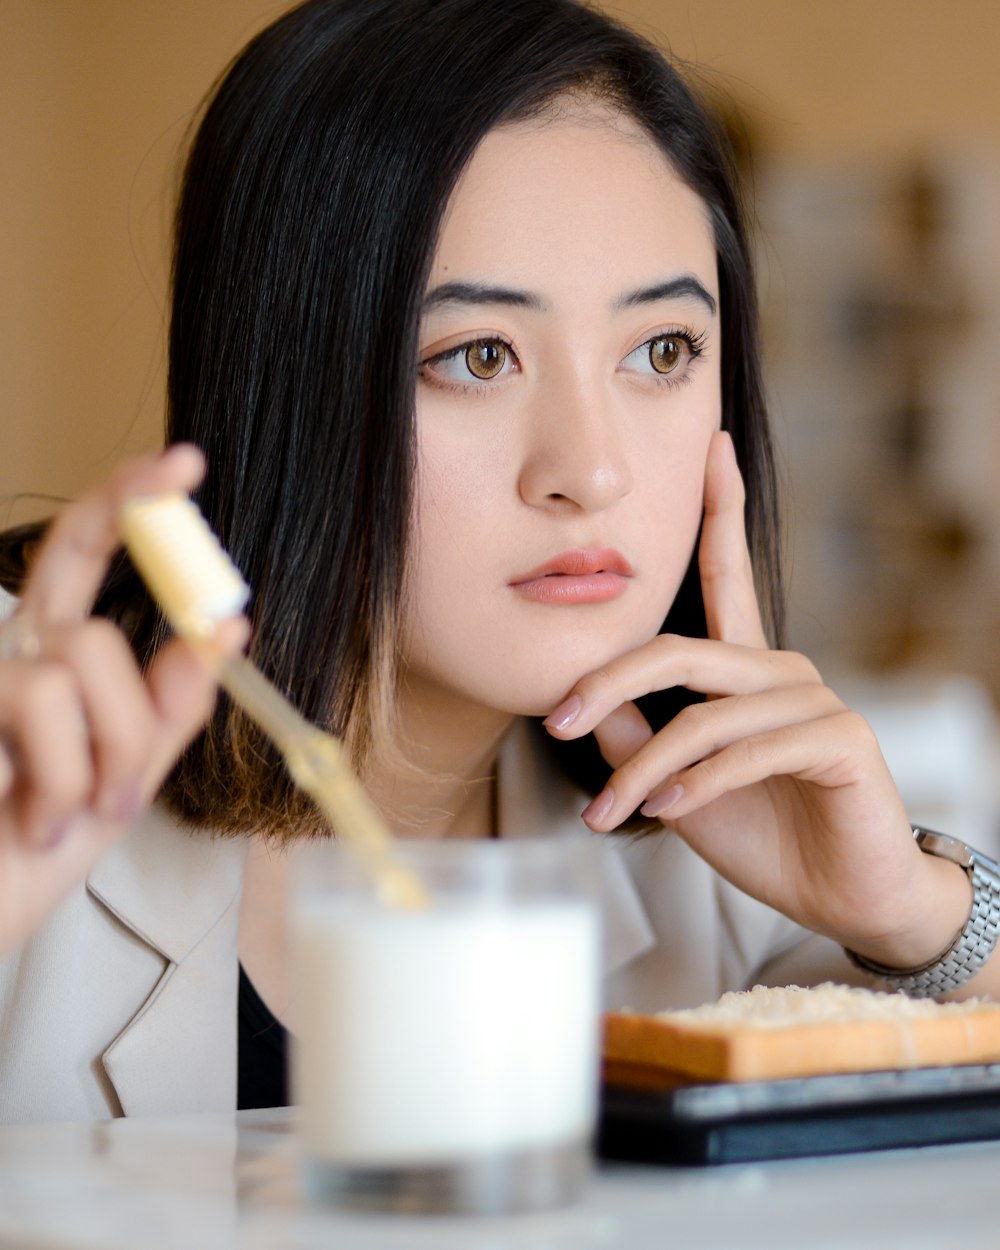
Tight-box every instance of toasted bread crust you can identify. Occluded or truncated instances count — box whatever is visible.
[603,998,1000,1082]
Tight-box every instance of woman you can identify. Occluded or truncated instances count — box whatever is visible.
[0,0,994,1123]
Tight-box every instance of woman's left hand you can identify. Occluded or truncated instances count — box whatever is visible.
[544,430,971,971]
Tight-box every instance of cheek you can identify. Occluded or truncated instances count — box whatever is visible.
[632,402,717,527]
[415,389,512,505]
[624,403,718,615]
[411,435,503,566]
[403,435,504,642]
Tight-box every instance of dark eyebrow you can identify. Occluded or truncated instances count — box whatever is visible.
[616,277,717,316]
[422,281,545,312]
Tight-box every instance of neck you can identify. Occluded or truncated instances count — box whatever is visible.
[364,672,516,839]
[238,679,516,1025]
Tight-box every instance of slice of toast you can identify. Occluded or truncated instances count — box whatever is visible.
[603,983,1000,1083]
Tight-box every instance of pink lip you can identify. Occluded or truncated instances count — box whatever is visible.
[509,549,633,605]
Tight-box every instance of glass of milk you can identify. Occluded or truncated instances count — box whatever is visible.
[290,835,601,1215]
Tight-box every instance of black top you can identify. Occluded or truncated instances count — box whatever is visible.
[237,963,290,1110]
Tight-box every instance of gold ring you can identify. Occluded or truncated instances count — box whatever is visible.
[0,614,42,663]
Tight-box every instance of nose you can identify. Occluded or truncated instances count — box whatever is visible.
[517,374,633,513]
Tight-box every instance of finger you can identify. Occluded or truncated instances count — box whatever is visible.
[0,662,94,843]
[642,708,876,826]
[590,701,653,770]
[580,683,842,831]
[699,430,768,648]
[39,619,159,820]
[0,614,246,843]
[544,633,820,740]
[0,738,15,801]
[140,617,250,797]
[19,443,206,624]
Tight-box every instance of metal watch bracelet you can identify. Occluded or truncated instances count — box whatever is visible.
[844,825,1000,998]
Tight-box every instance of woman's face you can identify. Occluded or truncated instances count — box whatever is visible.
[405,101,722,721]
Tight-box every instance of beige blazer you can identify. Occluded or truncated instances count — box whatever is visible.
[0,716,856,1126]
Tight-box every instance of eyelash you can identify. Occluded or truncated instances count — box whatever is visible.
[620,327,709,389]
[417,325,709,394]
[418,337,519,395]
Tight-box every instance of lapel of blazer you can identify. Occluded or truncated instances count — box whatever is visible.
[86,805,247,1117]
[497,719,656,976]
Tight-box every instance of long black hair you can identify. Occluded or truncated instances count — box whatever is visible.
[3,0,781,833]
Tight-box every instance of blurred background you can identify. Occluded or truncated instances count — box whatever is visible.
[3,0,1000,840]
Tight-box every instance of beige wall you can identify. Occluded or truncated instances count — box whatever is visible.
[3,0,1000,521]
[1,0,286,522]
[625,0,1000,160]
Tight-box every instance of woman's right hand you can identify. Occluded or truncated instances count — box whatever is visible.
[0,445,248,955]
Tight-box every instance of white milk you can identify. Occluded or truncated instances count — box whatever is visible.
[292,897,600,1165]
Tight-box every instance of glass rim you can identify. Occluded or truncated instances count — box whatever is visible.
[291,831,601,896]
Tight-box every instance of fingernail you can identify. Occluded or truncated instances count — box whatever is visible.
[641,784,685,819]
[43,819,73,851]
[543,695,582,732]
[582,786,615,826]
[113,780,143,825]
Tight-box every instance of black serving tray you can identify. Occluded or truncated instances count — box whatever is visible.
[598,1063,1000,1166]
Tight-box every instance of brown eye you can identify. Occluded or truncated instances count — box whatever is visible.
[649,336,683,375]
[466,340,507,380]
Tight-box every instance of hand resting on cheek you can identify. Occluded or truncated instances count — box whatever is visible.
[544,430,973,976]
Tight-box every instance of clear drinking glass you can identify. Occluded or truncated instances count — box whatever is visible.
[290,835,601,1215]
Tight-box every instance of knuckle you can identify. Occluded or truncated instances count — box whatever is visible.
[28,744,90,811]
[734,732,774,774]
[19,664,78,727]
[613,752,657,794]
[688,750,724,793]
[673,698,720,749]
[650,633,688,675]
[97,721,152,781]
[799,658,822,685]
[97,704,157,780]
[576,667,616,705]
[785,650,822,684]
[61,617,125,666]
[833,708,878,744]
[83,615,125,648]
[47,770,90,811]
[652,633,683,656]
[814,685,846,715]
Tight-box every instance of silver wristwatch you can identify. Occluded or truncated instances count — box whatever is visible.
[844,826,1000,998]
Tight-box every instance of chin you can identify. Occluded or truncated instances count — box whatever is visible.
[490,633,656,718]
[408,612,668,721]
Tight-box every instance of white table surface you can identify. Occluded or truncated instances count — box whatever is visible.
[0,1106,995,1250]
